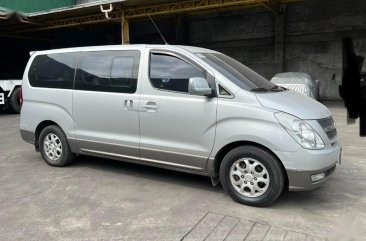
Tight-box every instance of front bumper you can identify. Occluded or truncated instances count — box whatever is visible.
[287,163,337,191]
[275,141,341,191]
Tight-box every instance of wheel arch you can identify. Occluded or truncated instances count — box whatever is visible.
[210,141,288,189]
[34,120,60,151]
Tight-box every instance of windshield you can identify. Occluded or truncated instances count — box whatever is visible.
[196,53,277,91]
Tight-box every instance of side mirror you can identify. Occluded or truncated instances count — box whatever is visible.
[188,77,213,96]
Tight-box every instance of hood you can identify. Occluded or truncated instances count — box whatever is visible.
[255,90,330,119]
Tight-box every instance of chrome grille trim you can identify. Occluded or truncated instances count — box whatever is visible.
[318,117,337,140]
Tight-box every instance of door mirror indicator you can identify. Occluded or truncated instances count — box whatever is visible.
[188,77,213,96]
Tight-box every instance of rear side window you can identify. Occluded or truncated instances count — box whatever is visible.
[28,53,77,89]
[75,51,140,93]
[149,53,205,93]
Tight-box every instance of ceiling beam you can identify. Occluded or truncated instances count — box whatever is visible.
[124,0,264,19]
[259,0,282,14]
[1,0,300,34]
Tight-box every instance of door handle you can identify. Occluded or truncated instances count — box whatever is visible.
[142,101,158,112]
[123,100,134,111]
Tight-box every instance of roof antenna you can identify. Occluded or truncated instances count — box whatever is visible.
[148,14,168,45]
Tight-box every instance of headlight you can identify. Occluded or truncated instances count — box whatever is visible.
[275,112,324,150]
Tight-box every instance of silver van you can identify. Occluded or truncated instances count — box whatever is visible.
[20,45,341,206]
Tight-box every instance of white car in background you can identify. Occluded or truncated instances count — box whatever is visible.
[0,79,22,113]
[271,72,319,100]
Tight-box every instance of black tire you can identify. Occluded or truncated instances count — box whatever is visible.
[39,125,75,167]
[8,87,21,114]
[219,145,285,207]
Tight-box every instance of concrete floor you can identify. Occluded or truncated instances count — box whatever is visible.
[0,101,365,241]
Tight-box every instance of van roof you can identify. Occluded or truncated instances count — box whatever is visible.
[31,44,218,55]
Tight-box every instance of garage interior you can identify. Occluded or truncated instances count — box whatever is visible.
[1,0,366,99]
[1,1,366,240]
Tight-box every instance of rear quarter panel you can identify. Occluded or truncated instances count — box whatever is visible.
[20,87,74,138]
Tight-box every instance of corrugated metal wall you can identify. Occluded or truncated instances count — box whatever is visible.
[0,0,75,13]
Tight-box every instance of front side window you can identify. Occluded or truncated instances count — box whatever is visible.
[149,53,205,93]
[75,51,140,93]
[28,53,77,89]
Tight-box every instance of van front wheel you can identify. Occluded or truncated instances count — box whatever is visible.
[219,146,284,207]
[39,125,75,167]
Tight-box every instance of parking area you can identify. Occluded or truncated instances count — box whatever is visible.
[0,101,365,241]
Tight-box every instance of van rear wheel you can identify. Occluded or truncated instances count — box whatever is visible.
[8,87,21,114]
[219,145,284,207]
[39,125,75,167]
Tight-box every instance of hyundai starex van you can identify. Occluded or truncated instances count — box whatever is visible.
[20,45,341,206]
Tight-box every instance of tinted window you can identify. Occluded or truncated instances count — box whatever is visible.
[28,53,77,89]
[75,51,140,93]
[196,53,276,91]
[150,53,205,93]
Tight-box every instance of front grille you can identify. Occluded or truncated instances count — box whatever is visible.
[318,117,337,140]
[327,129,337,139]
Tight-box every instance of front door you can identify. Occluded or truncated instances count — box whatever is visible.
[139,50,217,171]
[73,50,141,159]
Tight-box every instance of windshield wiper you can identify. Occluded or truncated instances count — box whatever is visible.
[251,86,285,92]
[251,87,271,92]
[270,86,285,91]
